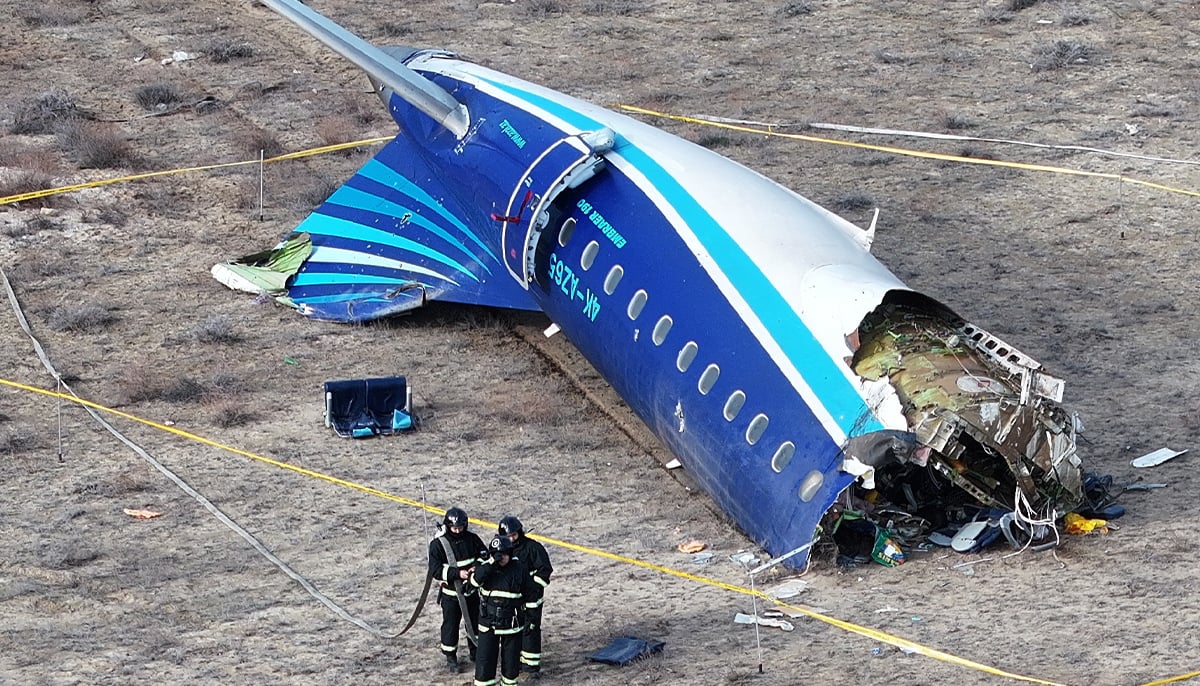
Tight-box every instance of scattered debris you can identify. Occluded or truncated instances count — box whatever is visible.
[729,551,758,566]
[765,579,809,599]
[1064,512,1109,535]
[161,50,197,65]
[1131,447,1187,468]
[324,376,414,438]
[677,540,707,554]
[123,508,163,519]
[689,551,714,564]
[734,612,794,632]
[588,636,665,666]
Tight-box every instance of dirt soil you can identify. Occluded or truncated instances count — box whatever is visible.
[2,1,1200,685]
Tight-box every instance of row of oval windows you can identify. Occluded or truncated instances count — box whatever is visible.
[558,216,803,481]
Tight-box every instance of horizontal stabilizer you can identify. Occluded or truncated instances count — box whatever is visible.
[214,136,538,321]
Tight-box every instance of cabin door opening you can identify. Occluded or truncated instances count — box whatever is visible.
[499,129,614,287]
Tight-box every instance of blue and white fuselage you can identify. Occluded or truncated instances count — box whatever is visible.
[221,2,1085,568]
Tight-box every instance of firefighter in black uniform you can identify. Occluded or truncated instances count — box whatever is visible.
[428,507,487,673]
[470,535,538,686]
[498,515,553,678]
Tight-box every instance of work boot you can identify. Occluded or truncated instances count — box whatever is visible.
[444,653,460,673]
[524,664,541,679]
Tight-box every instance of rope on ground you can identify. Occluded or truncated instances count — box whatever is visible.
[0,266,408,640]
[615,104,1200,201]
[0,136,392,206]
[1,372,1067,685]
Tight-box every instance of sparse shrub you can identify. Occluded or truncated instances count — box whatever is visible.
[943,112,973,130]
[1032,40,1095,72]
[0,170,55,208]
[697,134,735,149]
[833,191,876,212]
[1,430,36,454]
[189,315,242,344]
[86,205,128,227]
[873,49,911,65]
[237,130,284,158]
[55,120,136,169]
[781,1,815,17]
[291,176,341,209]
[1007,0,1039,9]
[19,7,85,27]
[9,89,82,135]
[209,397,258,428]
[22,215,62,234]
[523,0,563,17]
[1060,10,1092,26]
[316,115,358,146]
[979,7,1013,24]
[162,377,209,403]
[134,83,182,111]
[583,0,646,15]
[38,539,100,569]
[206,38,255,63]
[45,304,116,332]
[378,22,413,38]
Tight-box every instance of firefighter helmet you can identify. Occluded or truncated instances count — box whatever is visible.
[498,515,524,538]
[444,507,468,530]
[490,535,515,556]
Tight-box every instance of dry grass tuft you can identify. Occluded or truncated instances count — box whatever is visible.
[206,38,256,63]
[1032,40,1096,72]
[189,315,242,344]
[9,89,83,135]
[316,115,359,146]
[134,83,183,111]
[833,191,877,212]
[236,129,285,158]
[781,1,816,17]
[45,304,117,332]
[56,120,137,169]
[208,396,259,427]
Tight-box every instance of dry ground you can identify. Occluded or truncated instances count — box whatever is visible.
[2,1,1200,685]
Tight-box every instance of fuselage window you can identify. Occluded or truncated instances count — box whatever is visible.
[723,391,746,421]
[698,364,720,395]
[627,289,648,320]
[581,240,600,270]
[603,265,624,295]
[676,341,698,372]
[652,315,673,346]
[746,414,769,445]
[558,217,576,247]
[772,441,796,473]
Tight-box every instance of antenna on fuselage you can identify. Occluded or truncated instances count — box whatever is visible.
[256,0,470,138]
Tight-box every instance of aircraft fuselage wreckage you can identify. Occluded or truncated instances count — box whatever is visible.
[217,0,1085,569]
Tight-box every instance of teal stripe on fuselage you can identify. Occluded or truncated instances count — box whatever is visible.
[325,185,483,270]
[291,272,432,288]
[473,75,882,436]
[296,212,479,282]
[356,158,497,264]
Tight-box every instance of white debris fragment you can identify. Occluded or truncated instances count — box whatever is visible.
[1131,447,1187,468]
[734,612,794,632]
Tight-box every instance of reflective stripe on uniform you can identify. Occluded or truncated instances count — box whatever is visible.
[500,677,519,686]
[474,678,498,686]
[533,575,549,588]
[481,588,522,600]
[524,598,543,609]
[520,650,541,664]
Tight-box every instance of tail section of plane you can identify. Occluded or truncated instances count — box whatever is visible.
[213,136,537,322]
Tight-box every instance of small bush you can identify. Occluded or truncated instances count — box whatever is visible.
[583,0,646,15]
[0,170,55,208]
[19,7,85,27]
[943,112,973,130]
[833,191,876,212]
[56,120,136,169]
[189,315,242,344]
[1032,40,1095,72]
[45,304,116,332]
[206,38,255,63]
[9,89,82,135]
[781,2,816,17]
[979,7,1013,24]
[290,176,341,209]
[236,130,284,159]
[1007,0,1039,9]
[378,22,413,38]
[134,83,183,111]
[162,377,209,403]
[209,397,258,428]
[316,115,358,146]
[522,0,563,17]
[1060,10,1092,26]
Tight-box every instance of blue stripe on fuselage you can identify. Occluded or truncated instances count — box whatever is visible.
[472,76,882,436]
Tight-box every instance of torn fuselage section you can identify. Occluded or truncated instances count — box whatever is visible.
[831,294,1084,562]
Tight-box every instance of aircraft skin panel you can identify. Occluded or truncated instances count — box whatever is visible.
[284,136,539,319]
